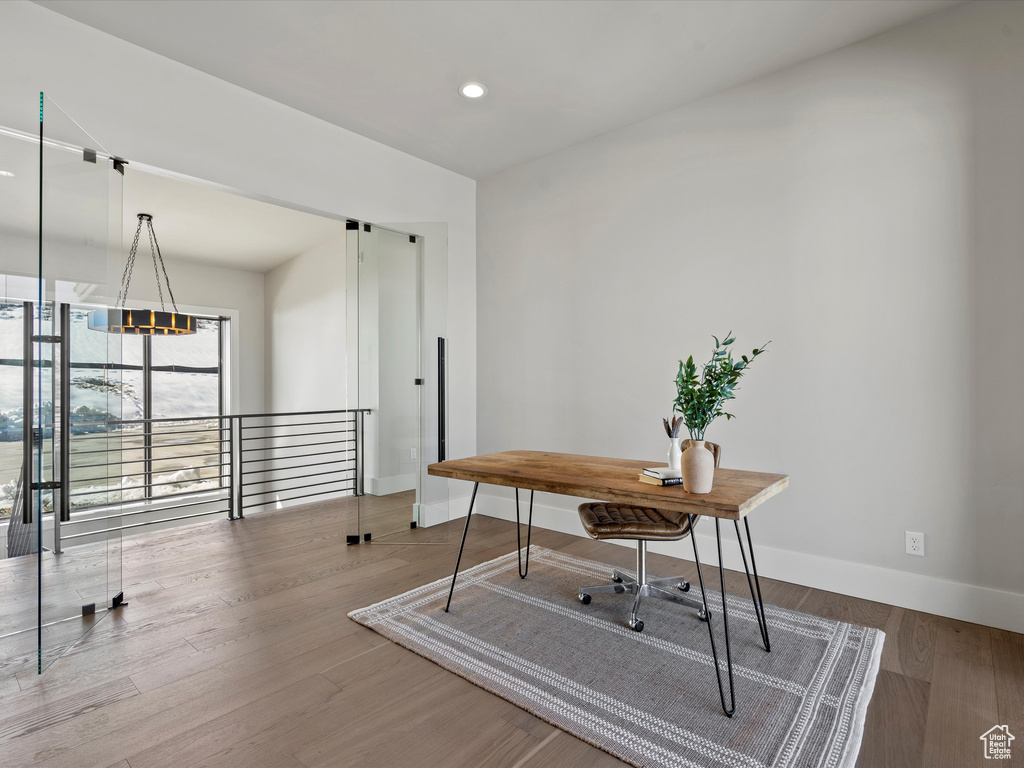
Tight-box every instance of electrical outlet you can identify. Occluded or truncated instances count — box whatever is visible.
[905,531,925,556]
[410,448,416,460]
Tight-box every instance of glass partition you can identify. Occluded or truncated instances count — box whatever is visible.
[0,127,41,675]
[35,94,124,673]
[355,224,448,543]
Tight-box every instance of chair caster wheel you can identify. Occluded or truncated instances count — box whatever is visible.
[579,593,591,605]
[699,610,709,622]
[630,619,644,633]
[678,582,690,592]
[612,575,623,583]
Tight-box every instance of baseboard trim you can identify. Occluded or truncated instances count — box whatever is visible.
[418,500,450,528]
[367,473,417,497]
[471,492,1024,635]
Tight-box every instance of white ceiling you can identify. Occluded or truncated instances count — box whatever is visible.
[35,0,963,180]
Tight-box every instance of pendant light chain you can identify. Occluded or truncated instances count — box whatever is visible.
[116,215,144,308]
[146,217,180,313]
[147,219,165,311]
[116,213,182,313]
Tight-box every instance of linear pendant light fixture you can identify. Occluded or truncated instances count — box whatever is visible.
[88,213,197,335]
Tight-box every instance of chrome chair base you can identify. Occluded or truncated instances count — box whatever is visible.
[578,541,706,632]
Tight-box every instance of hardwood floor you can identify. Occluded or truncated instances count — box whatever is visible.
[0,501,1020,767]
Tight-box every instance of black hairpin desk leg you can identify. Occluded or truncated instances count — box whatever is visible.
[445,482,479,612]
[516,488,534,579]
[735,517,771,652]
[689,514,736,717]
[688,514,773,716]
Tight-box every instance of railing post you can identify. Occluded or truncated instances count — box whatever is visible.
[356,410,364,497]
[142,337,153,500]
[56,302,71,553]
[22,301,32,526]
[236,415,244,519]
[226,415,234,520]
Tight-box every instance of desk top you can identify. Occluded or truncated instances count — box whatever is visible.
[427,450,788,521]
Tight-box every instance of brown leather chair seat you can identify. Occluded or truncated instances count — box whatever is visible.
[578,503,695,541]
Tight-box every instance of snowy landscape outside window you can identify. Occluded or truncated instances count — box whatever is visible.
[148,318,223,500]
[0,307,226,519]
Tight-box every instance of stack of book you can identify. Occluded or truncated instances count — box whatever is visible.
[638,467,684,486]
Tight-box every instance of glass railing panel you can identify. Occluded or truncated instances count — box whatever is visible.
[38,94,124,673]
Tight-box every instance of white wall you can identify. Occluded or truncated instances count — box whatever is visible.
[265,232,347,412]
[0,0,476,503]
[477,1,1024,632]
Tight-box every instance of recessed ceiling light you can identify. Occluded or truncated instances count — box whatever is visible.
[459,82,487,99]
[0,170,13,178]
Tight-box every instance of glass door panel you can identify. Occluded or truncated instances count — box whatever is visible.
[38,94,123,673]
[356,225,448,544]
[0,126,44,677]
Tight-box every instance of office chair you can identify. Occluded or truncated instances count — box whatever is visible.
[576,440,721,632]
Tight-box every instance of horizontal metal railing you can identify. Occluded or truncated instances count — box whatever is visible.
[232,409,365,517]
[43,409,367,548]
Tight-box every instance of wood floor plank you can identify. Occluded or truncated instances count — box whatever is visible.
[500,702,557,742]
[880,607,937,683]
[0,671,21,696]
[11,633,195,710]
[5,636,362,767]
[856,670,929,768]
[921,618,1001,768]
[795,588,893,631]
[126,673,340,768]
[302,663,544,768]
[881,606,907,677]
[0,676,138,744]
[520,729,627,767]
[989,627,1024,756]
[132,615,376,694]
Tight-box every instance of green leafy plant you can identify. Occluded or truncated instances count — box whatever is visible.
[673,332,768,441]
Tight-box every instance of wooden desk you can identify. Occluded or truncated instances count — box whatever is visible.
[428,450,790,717]
[428,450,788,520]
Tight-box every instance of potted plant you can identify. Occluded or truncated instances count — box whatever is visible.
[673,332,768,493]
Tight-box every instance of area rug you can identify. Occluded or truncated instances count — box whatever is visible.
[348,547,884,768]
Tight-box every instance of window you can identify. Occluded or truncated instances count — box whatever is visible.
[148,317,224,499]
[0,299,228,523]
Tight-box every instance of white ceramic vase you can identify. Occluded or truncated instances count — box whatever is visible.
[681,439,715,494]
[667,436,683,473]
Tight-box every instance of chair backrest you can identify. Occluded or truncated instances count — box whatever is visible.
[681,439,722,468]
